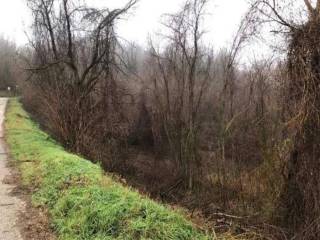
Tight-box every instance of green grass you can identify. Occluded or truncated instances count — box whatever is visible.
[5,99,213,240]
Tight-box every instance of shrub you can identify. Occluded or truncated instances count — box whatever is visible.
[5,99,212,240]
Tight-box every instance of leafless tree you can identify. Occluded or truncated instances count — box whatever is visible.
[24,0,138,162]
[146,0,213,190]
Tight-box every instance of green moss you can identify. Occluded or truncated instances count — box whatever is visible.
[5,99,213,240]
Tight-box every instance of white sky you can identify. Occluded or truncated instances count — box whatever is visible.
[0,0,250,49]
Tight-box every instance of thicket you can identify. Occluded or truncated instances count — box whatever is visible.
[5,99,214,240]
[18,0,320,239]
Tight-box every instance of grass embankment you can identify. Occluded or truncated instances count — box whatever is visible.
[5,99,213,240]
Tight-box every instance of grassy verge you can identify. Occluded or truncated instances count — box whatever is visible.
[5,98,213,240]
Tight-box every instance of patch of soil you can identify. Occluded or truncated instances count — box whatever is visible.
[19,200,56,240]
[8,166,56,240]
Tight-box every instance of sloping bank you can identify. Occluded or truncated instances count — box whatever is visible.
[5,99,214,240]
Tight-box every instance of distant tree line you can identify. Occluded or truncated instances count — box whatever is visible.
[0,36,18,93]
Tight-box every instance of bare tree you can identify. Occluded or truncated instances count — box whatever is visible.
[147,0,213,190]
[25,0,137,160]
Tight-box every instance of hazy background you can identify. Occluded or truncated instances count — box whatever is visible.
[0,0,248,46]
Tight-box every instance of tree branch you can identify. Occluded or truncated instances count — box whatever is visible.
[304,0,315,15]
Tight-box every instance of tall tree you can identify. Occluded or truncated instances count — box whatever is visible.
[26,0,137,154]
[148,0,213,190]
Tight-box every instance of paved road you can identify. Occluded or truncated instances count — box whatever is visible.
[0,98,24,240]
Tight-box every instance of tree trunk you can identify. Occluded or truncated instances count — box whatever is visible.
[282,19,320,239]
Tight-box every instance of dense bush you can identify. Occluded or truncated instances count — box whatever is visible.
[5,99,213,240]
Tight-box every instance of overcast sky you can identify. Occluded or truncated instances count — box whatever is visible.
[0,0,250,49]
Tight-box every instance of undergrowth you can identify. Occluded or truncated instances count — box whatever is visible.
[5,99,214,240]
